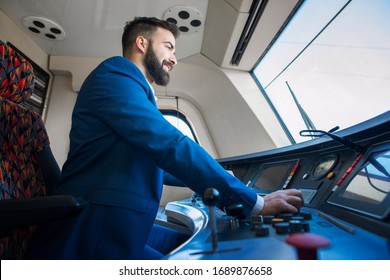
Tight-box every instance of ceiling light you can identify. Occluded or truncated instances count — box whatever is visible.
[22,16,66,41]
[163,6,203,35]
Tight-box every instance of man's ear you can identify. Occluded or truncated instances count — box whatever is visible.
[135,36,148,54]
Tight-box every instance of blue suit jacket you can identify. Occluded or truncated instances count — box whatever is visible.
[26,57,258,259]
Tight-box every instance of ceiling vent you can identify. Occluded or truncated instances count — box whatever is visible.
[22,16,66,41]
[163,6,203,35]
[231,0,267,65]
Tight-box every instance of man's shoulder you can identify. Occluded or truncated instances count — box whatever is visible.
[100,56,132,68]
[97,56,142,77]
[81,56,148,93]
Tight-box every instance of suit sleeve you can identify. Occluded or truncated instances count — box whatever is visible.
[163,171,187,187]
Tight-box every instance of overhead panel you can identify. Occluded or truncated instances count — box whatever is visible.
[202,0,302,71]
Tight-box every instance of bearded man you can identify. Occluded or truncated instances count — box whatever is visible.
[25,17,303,260]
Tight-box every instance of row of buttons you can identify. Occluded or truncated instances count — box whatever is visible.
[249,211,312,237]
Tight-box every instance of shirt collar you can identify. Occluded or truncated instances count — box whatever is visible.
[146,80,158,102]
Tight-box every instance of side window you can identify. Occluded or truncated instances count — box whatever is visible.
[161,109,198,143]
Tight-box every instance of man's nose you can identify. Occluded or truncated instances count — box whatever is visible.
[170,54,177,65]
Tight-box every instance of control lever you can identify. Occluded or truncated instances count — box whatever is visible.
[190,188,240,256]
[225,204,243,230]
[202,188,220,253]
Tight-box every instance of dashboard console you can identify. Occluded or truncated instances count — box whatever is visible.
[160,111,390,260]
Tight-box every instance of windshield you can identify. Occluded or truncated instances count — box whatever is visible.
[252,0,390,143]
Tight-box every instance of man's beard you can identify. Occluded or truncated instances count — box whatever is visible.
[144,47,171,86]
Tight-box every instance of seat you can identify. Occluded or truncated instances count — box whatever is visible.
[0,40,85,259]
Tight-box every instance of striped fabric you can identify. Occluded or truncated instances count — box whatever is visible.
[0,40,50,259]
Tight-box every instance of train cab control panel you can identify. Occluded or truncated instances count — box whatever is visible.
[159,111,390,260]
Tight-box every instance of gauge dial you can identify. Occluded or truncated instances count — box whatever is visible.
[312,155,338,179]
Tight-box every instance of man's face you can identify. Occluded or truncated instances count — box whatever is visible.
[143,27,177,86]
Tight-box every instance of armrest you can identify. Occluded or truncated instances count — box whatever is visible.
[0,195,86,237]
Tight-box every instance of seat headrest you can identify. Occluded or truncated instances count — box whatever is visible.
[0,40,35,104]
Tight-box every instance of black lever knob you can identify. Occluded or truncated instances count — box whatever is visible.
[225,204,243,217]
[225,204,243,230]
[202,188,220,252]
[203,187,220,206]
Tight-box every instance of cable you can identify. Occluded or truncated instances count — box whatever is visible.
[265,0,353,89]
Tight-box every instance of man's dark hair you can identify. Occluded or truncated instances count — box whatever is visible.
[122,17,179,55]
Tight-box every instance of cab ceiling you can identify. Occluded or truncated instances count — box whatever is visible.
[0,0,300,71]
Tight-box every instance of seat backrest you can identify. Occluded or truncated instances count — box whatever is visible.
[0,40,61,259]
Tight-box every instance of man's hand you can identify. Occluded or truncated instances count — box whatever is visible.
[259,189,304,216]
